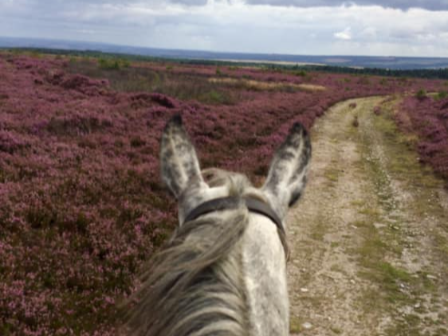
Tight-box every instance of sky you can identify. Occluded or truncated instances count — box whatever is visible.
[1,0,448,57]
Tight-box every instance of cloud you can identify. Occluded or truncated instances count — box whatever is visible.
[244,0,448,11]
[334,27,352,40]
[1,0,448,57]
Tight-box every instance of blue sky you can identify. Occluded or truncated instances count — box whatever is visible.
[1,0,448,57]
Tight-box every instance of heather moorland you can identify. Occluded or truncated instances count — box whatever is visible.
[1,52,448,335]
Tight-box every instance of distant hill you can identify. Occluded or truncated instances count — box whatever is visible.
[1,36,448,70]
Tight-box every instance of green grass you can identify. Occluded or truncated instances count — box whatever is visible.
[310,216,327,241]
[199,90,232,105]
[289,316,304,333]
[324,168,340,183]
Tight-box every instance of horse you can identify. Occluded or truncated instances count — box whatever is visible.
[125,115,311,336]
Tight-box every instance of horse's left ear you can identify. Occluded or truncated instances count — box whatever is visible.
[160,115,203,198]
[262,122,311,219]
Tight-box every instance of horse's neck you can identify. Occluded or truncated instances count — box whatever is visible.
[241,214,289,336]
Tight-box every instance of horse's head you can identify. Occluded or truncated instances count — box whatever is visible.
[160,114,311,226]
[126,114,311,336]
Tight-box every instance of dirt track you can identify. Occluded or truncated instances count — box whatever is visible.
[288,97,448,336]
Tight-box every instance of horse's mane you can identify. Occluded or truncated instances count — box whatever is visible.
[125,203,251,336]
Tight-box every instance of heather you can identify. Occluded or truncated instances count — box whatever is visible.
[0,52,445,335]
[396,93,448,180]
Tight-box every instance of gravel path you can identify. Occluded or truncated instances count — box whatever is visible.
[288,97,448,336]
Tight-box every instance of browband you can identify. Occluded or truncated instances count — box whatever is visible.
[183,196,284,235]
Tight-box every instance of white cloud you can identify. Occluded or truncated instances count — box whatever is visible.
[245,0,448,11]
[334,27,352,40]
[0,1,448,57]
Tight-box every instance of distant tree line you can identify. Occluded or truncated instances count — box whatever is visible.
[292,64,448,80]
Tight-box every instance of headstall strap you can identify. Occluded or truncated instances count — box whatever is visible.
[183,196,285,236]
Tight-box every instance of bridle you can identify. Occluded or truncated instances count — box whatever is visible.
[183,196,289,257]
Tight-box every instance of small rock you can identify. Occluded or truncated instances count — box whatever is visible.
[350,279,356,284]
[414,302,421,309]
[426,274,437,280]
[374,223,387,229]
[300,288,309,293]
[302,322,312,330]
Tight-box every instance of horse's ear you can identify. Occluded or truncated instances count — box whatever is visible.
[262,122,311,219]
[160,115,202,198]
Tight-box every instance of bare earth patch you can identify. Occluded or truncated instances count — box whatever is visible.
[288,97,448,336]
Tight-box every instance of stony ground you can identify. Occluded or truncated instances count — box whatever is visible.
[288,97,448,336]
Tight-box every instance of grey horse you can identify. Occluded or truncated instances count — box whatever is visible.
[126,115,311,336]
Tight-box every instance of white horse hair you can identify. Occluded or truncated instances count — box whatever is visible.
[125,114,311,336]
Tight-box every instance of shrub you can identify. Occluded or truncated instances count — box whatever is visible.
[98,58,130,70]
[415,89,427,101]
[436,90,448,100]
[98,58,120,70]
[293,70,307,77]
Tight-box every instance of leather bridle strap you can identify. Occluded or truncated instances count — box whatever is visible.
[183,196,285,236]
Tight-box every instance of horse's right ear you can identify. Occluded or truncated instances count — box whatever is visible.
[262,123,311,219]
[160,115,202,198]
